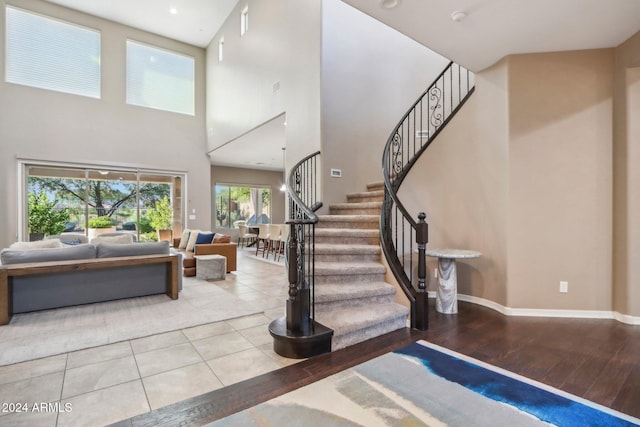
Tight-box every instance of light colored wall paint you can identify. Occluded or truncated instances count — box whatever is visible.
[399,60,509,305]
[403,49,616,312]
[507,50,613,311]
[320,0,450,209]
[210,165,286,240]
[613,30,640,316]
[206,0,322,174]
[0,0,210,248]
[621,67,640,316]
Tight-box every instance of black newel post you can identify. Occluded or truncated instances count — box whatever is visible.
[415,212,429,330]
[286,223,311,335]
[286,223,300,332]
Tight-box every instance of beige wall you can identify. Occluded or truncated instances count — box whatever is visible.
[403,49,617,313]
[613,30,640,316]
[210,165,286,240]
[507,50,613,310]
[320,0,449,208]
[400,60,509,304]
[206,0,322,175]
[207,0,449,212]
[0,0,211,248]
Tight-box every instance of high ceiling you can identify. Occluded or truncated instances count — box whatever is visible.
[43,0,640,170]
[342,0,640,71]
[45,0,239,48]
[46,0,640,71]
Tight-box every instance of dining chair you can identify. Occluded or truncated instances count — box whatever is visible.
[238,224,256,248]
[274,224,289,262]
[267,224,282,259]
[255,224,271,257]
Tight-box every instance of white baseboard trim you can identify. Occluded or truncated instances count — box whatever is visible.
[612,311,640,325]
[425,292,640,325]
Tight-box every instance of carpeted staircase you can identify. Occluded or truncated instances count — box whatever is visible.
[313,182,409,350]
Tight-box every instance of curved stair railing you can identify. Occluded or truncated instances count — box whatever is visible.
[269,151,333,358]
[381,61,475,330]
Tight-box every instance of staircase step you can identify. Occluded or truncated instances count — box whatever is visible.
[315,228,379,245]
[314,261,386,284]
[367,182,384,192]
[314,244,380,262]
[316,303,409,351]
[329,201,383,215]
[316,215,379,230]
[315,282,396,310]
[346,190,384,203]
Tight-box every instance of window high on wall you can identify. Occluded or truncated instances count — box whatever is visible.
[5,6,101,98]
[126,40,195,115]
[240,6,249,36]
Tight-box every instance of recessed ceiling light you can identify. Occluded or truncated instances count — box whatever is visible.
[169,7,178,15]
[381,0,399,9]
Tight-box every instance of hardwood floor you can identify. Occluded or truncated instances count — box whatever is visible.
[114,299,640,426]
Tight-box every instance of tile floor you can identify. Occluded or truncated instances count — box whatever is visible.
[0,248,297,427]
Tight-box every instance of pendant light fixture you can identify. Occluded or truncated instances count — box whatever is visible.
[280,147,286,192]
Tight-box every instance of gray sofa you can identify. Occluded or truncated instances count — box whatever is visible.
[0,241,181,317]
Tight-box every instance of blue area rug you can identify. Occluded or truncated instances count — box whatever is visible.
[208,341,640,427]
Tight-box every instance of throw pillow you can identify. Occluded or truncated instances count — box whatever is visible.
[178,229,191,249]
[185,230,201,252]
[213,234,231,243]
[10,239,63,249]
[195,232,215,245]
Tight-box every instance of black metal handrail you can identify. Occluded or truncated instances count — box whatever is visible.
[381,61,475,330]
[284,151,322,335]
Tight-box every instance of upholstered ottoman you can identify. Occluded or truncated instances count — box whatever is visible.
[195,254,226,280]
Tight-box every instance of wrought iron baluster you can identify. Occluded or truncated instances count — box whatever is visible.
[380,61,475,331]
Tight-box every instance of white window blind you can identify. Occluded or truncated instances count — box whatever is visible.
[5,6,101,98]
[126,40,195,116]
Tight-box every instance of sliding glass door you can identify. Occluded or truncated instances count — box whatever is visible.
[23,163,184,242]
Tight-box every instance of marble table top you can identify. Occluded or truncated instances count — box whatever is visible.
[426,248,481,259]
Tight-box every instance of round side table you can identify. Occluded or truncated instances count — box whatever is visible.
[426,249,481,314]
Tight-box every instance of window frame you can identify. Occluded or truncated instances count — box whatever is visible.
[125,39,195,116]
[18,160,186,243]
[4,5,101,99]
[215,183,272,229]
[240,6,249,36]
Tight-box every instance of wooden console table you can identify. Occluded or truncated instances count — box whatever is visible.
[0,254,179,325]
